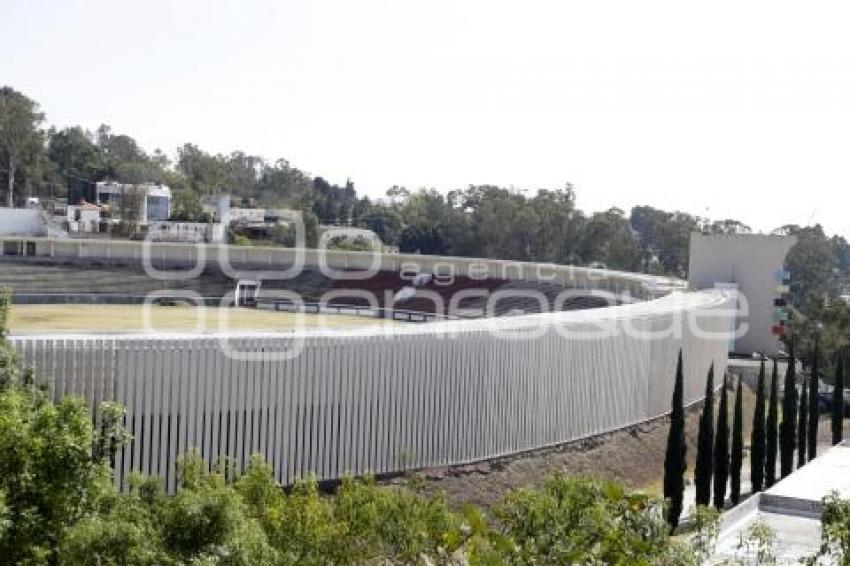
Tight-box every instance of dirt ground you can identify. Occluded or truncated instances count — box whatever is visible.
[400,378,850,512]
[397,383,759,510]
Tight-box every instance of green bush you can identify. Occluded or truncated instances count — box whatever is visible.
[812,491,850,564]
[0,388,114,563]
[494,474,674,564]
[59,492,164,565]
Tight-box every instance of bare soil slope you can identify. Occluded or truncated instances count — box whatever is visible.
[402,383,757,509]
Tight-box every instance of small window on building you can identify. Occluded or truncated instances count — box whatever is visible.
[3,241,20,256]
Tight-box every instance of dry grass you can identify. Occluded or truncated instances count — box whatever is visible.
[9,304,391,334]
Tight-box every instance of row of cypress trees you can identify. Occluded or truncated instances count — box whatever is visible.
[751,340,846,495]
[663,342,846,531]
[663,353,745,529]
[694,365,744,510]
[751,351,798,492]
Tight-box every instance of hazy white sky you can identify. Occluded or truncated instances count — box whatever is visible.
[3,1,850,236]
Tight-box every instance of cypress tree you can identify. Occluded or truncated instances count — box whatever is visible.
[832,351,845,446]
[695,364,715,506]
[798,374,808,468]
[663,350,687,530]
[751,356,767,492]
[765,358,779,488]
[713,372,730,510]
[808,337,820,461]
[780,342,798,479]
[731,375,744,505]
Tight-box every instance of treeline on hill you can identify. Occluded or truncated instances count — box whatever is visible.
[7,85,850,280]
[3,85,850,315]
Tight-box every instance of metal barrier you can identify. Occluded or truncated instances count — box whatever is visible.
[255,297,449,323]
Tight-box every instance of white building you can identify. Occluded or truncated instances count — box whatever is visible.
[688,233,797,356]
[146,221,225,243]
[0,208,47,237]
[95,182,172,223]
[66,203,102,233]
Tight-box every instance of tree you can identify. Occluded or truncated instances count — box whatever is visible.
[780,343,798,479]
[663,350,687,530]
[528,186,582,264]
[833,350,845,445]
[170,189,205,221]
[398,189,472,256]
[809,336,821,461]
[628,206,700,276]
[798,374,809,468]
[0,86,45,207]
[47,126,105,182]
[576,208,642,271]
[114,184,145,235]
[95,124,165,184]
[751,356,767,492]
[713,372,730,510]
[176,143,229,196]
[766,358,780,488]
[707,219,752,235]
[0,292,129,563]
[813,492,850,564]
[360,206,403,247]
[782,224,840,316]
[0,291,22,388]
[695,364,716,507]
[496,475,691,564]
[791,300,850,382]
[731,376,744,505]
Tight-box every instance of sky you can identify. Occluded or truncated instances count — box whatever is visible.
[3,0,850,236]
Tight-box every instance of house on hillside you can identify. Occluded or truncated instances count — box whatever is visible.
[93,181,172,224]
[66,203,103,233]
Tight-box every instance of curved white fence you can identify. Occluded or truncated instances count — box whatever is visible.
[10,290,733,491]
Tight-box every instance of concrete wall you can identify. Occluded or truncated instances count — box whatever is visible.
[10,290,732,491]
[688,233,796,357]
[0,208,47,237]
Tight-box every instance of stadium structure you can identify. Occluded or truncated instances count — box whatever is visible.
[0,235,783,492]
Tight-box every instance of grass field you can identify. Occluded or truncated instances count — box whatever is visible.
[9,304,390,334]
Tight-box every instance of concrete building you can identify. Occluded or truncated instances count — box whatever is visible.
[319,225,381,247]
[0,208,47,237]
[66,203,102,233]
[95,182,172,223]
[688,233,797,356]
